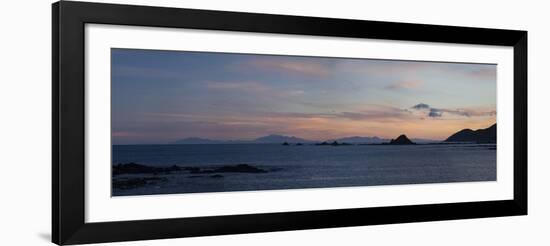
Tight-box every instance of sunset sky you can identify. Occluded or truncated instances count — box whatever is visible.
[112,48,496,144]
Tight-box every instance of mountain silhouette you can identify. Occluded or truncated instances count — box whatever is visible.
[173,134,312,144]
[173,137,223,144]
[173,133,437,145]
[445,123,496,143]
[254,134,311,143]
[389,134,415,145]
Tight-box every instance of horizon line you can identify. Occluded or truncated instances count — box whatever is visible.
[112,122,496,145]
[113,134,442,146]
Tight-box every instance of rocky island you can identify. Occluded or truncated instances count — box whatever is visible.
[315,141,352,146]
[388,134,415,145]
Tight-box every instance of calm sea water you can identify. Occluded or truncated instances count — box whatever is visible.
[112,144,496,196]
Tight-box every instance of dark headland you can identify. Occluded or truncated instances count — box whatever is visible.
[445,123,496,143]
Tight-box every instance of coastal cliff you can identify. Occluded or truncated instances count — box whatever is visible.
[445,124,496,143]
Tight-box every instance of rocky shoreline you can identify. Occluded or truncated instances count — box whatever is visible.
[112,163,270,190]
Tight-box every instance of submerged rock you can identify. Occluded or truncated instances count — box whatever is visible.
[113,163,269,176]
[212,164,268,173]
[185,164,268,174]
[187,175,204,178]
[112,177,167,190]
[113,163,181,176]
[315,141,352,146]
[184,167,202,174]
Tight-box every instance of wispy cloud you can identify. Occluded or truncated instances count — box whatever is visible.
[115,102,496,144]
[206,81,271,93]
[411,103,496,118]
[133,106,412,142]
[337,105,412,121]
[251,104,413,122]
[428,108,443,117]
[384,80,423,90]
[205,80,309,102]
[112,65,184,80]
[247,58,330,77]
[342,59,428,73]
[412,103,430,110]
[143,104,413,127]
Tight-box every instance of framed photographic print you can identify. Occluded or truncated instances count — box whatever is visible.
[52,1,527,245]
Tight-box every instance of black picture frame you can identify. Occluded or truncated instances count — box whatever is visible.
[52,1,527,245]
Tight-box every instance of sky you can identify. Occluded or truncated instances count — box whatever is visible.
[111,48,496,144]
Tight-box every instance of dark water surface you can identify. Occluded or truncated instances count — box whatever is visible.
[112,144,496,196]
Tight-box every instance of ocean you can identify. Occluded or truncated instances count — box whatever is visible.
[112,143,496,196]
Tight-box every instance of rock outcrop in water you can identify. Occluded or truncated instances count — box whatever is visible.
[112,163,269,190]
[388,135,415,145]
[112,177,168,189]
[218,164,266,173]
[333,136,388,144]
[112,163,181,176]
[445,123,496,143]
[113,163,268,176]
[255,134,311,144]
[315,141,352,146]
[173,137,223,144]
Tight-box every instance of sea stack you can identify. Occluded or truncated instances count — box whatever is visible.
[389,134,415,145]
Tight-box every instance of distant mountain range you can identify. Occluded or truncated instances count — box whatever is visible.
[173,134,313,145]
[172,137,223,144]
[174,134,395,145]
[172,124,495,145]
[254,134,313,143]
[445,123,496,143]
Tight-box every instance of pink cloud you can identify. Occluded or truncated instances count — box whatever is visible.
[384,80,423,90]
[248,59,329,77]
[205,81,308,99]
[206,81,271,93]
